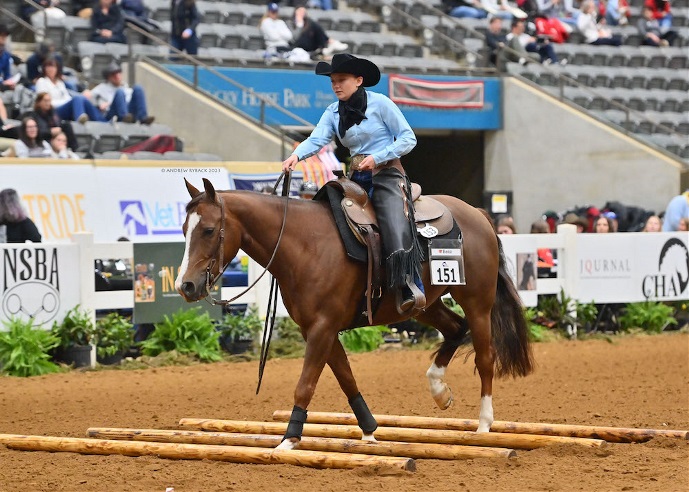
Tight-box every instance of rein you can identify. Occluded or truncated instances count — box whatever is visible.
[201,171,292,395]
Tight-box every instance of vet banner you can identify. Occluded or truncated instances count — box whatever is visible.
[576,232,689,303]
[0,243,80,330]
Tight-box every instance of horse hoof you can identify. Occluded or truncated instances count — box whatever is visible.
[276,438,299,450]
[476,423,491,433]
[362,433,377,442]
[433,387,453,410]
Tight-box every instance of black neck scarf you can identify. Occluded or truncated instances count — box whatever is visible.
[338,86,367,138]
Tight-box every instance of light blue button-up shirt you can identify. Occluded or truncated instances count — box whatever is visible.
[292,91,416,167]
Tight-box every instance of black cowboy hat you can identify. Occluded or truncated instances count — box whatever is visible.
[102,61,122,79]
[315,53,381,87]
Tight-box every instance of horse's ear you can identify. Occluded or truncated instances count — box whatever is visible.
[185,178,201,199]
[202,178,217,203]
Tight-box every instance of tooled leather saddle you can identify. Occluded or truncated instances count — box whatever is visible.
[314,172,457,325]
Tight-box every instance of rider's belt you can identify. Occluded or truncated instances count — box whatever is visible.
[350,154,403,175]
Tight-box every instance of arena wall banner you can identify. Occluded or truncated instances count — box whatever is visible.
[576,232,689,303]
[498,234,538,307]
[4,162,230,243]
[0,243,80,330]
[164,66,502,130]
[132,242,222,324]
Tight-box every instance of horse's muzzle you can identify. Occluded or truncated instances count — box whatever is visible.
[178,281,203,302]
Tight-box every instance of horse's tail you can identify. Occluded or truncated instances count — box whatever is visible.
[491,236,535,378]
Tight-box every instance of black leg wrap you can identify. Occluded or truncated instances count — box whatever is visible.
[283,405,308,441]
[349,392,378,434]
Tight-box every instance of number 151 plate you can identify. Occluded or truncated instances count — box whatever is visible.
[429,238,465,285]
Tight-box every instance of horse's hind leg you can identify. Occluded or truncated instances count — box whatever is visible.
[457,296,495,433]
[327,338,378,441]
[414,299,469,411]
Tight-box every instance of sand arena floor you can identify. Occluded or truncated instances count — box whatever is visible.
[0,332,687,492]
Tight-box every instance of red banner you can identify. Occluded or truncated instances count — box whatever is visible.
[388,75,484,109]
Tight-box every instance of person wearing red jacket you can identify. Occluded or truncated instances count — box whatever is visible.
[644,0,673,30]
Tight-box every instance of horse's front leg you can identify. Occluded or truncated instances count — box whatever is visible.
[276,325,337,451]
[327,337,378,441]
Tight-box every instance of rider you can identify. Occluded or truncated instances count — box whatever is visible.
[282,53,425,314]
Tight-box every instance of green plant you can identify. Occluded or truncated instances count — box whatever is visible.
[140,307,221,362]
[0,318,61,377]
[222,307,263,342]
[339,326,390,353]
[442,298,465,317]
[51,305,96,348]
[95,313,134,358]
[532,291,598,334]
[267,317,305,359]
[619,301,677,333]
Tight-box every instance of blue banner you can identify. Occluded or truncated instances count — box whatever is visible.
[165,65,501,130]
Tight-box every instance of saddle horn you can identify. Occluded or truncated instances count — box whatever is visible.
[185,178,201,199]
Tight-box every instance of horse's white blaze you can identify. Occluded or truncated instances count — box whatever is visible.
[477,395,494,433]
[362,433,377,442]
[426,363,447,396]
[174,212,201,291]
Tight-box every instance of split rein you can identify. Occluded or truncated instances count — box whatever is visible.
[203,171,292,306]
[201,171,291,394]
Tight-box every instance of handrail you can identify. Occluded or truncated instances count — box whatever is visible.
[0,4,38,33]
[124,23,316,130]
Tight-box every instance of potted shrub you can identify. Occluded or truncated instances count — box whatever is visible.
[51,305,96,368]
[95,312,134,365]
[140,307,222,362]
[0,317,61,377]
[220,307,262,355]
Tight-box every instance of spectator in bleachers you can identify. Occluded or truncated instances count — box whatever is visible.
[485,16,507,66]
[26,39,65,86]
[21,0,67,43]
[50,131,80,159]
[11,117,53,158]
[307,0,333,10]
[577,0,622,45]
[678,217,689,232]
[537,0,575,40]
[0,99,19,139]
[260,3,293,54]
[170,0,201,56]
[644,0,673,31]
[90,61,155,124]
[35,58,105,123]
[638,5,678,46]
[119,0,161,32]
[498,18,559,70]
[72,0,94,18]
[594,215,613,233]
[603,0,631,26]
[91,0,128,44]
[292,7,348,56]
[0,24,18,92]
[642,215,662,232]
[661,190,689,231]
[531,219,556,270]
[29,92,79,151]
[602,210,619,231]
[447,0,514,20]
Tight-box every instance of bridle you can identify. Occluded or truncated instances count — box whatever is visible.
[202,171,291,306]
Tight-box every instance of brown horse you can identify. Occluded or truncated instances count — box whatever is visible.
[176,178,533,449]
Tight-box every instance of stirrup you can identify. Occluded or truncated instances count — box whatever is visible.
[396,277,426,314]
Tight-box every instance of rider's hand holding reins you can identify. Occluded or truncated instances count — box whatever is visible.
[356,155,376,171]
[282,154,299,172]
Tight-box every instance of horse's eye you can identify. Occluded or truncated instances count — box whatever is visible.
[203,227,214,236]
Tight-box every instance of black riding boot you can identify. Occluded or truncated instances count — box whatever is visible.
[371,167,425,313]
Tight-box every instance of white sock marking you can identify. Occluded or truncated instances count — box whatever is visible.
[175,212,200,291]
[426,363,446,396]
[276,439,297,450]
[477,395,494,433]
[362,433,377,442]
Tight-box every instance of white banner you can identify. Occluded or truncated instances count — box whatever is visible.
[577,232,689,303]
[0,243,81,330]
[6,163,230,243]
